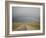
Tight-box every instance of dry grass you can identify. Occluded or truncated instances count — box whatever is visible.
[12,21,40,31]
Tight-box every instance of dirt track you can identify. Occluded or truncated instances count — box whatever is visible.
[14,24,35,31]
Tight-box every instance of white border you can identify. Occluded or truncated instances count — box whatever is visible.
[9,4,43,34]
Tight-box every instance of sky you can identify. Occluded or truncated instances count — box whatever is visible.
[12,7,40,23]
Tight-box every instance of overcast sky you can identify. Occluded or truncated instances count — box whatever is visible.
[12,7,40,22]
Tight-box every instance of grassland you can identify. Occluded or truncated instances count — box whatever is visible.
[12,21,40,31]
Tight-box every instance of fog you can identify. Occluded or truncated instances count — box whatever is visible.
[12,7,40,23]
